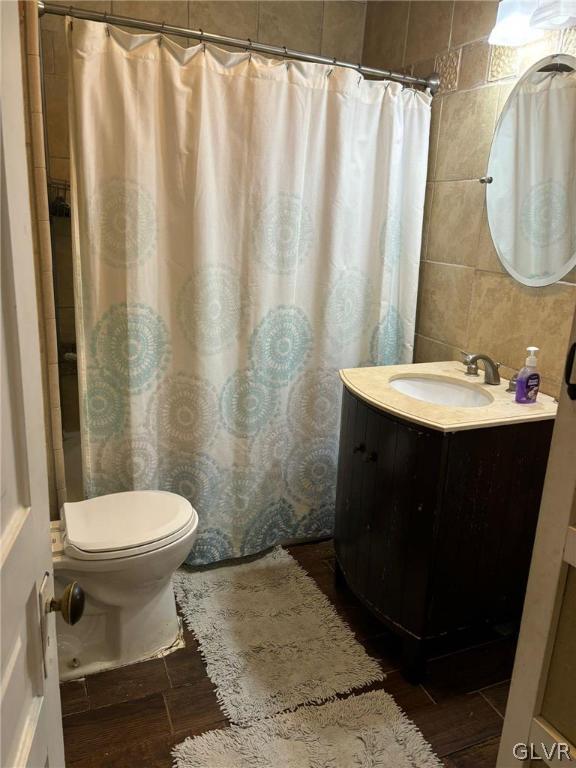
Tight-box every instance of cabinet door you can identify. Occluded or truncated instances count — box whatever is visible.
[335,389,444,637]
[334,387,368,585]
[429,420,553,635]
[364,417,444,634]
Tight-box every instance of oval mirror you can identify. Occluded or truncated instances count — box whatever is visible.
[487,54,576,287]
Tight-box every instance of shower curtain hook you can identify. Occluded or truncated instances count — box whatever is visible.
[103,10,110,36]
[283,46,289,69]
[357,63,362,86]
[327,57,336,78]
[247,38,253,62]
[199,29,206,53]
[158,20,166,46]
[68,5,74,30]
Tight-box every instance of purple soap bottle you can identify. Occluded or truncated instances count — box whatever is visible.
[515,346,540,404]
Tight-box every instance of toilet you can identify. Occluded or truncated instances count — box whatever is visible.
[51,490,198,680]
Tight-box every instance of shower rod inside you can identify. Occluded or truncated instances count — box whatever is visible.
[38,1,441,94]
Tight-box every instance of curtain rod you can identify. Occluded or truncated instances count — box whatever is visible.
[38,1,440,95]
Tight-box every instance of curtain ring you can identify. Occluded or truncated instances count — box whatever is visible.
[158,20,166,46]
[199,29,206,53]
[68,4,74,30]
[283,46,289,69]
[247,38,253,62]
[356,62,363,86]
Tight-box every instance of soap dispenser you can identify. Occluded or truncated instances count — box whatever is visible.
[515,346,540,404]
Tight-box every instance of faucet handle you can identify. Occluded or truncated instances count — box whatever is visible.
[506,371,518,393]
[460,351,479,376]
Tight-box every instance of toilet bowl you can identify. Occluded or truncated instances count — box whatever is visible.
[52,490,198,680]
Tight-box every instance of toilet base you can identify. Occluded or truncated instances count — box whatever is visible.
[56,578,185,681]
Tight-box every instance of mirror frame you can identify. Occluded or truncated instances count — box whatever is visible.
[486,53,576,287]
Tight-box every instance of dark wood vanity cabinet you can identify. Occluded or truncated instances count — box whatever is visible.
[334,385,554,680]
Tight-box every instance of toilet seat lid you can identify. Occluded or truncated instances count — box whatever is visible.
[63,491,194,553]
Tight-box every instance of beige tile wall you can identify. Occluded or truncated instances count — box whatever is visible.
[364,1,576,397]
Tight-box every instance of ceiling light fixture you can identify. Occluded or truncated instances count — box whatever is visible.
[489,0,544,46]
[531,0,576,29]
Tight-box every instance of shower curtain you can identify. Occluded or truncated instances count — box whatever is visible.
[67,20,431,565]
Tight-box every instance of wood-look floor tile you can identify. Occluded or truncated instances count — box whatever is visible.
[89,734,182,768]
[60,679,89,716]
[287,539,335,576]
[380,670,435,714]
[63,693,170,763]
[424,639,516,701]
[60,539,514,768]
[480,680,510,717]
[164,641,208,689]
[86,658,170,709]
[164,679,227,735]
[313,572,388,639]
[355,632,403,674]
[410,692,503,757]
[443,737,501,767]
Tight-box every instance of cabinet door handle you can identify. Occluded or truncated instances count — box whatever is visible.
[565,342,576,400]
[362,451,378,463]
[353,443,366,454]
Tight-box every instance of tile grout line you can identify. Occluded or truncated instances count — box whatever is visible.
[478,690,505,719]
[420,684,438,706]
[427,635,510,663]
[443,734,502,762]
[163,688,176,735]
[474,678,510,695]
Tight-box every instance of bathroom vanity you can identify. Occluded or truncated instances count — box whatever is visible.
[334,361,557,680]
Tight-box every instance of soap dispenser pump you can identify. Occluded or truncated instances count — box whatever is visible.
[515,346,540,404]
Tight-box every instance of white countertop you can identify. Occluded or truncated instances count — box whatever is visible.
[340,361,557,433]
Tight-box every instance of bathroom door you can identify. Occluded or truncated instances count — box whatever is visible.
[497,308,576,768]
[0,2,66,766]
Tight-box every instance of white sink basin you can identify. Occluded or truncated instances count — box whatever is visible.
[389,376,494,408]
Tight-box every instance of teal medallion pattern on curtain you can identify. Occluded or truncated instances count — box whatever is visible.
[370,307,405,365]
[97,432,160,491]
[520,181,569,247]
[253,193,313,274]
[83,368,127,438]
[70,28,429,568]
[249,306,313,388]
[326,269,373,346]
[90,179,157,269]
[160,452,221,510]
[220,370,279,438]
[91,303,171,394]
[242,497,296,553]
[146,373,220,451]
[177,265,249,353]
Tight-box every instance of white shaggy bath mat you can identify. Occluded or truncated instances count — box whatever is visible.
[173,547,384,725]
[173,689,442,768]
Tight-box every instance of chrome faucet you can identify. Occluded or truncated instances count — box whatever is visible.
[462,353,501,385]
